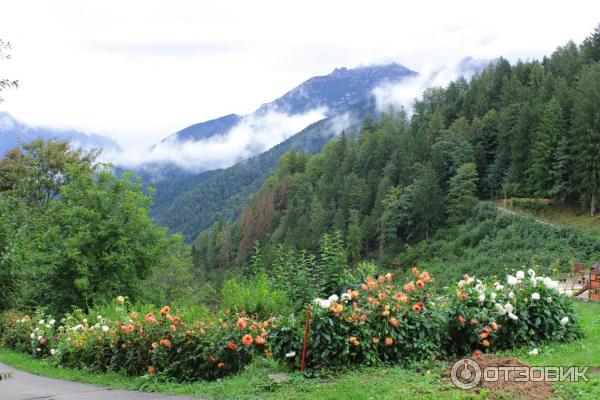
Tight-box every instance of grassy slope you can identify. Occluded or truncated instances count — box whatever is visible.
[505,203,600,236]
[1,301,599,399]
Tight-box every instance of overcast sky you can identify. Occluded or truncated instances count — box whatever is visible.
[1,0,599,147]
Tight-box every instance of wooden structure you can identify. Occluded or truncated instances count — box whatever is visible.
[574,262,600,301]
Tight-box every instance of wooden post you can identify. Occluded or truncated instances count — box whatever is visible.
[300,303,311,372]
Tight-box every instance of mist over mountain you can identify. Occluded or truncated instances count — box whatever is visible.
[117,63,416,179]
[150,100,373,240]
[145,58,494,240]
[0,111,119,156]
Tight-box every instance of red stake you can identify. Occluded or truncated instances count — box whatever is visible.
[300,303,311,372]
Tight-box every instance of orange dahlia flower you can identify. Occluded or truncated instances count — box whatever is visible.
[242,334,253,346]
[144,313,157,324]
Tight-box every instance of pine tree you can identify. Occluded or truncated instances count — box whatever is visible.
[346,209,362,263]
[448,163,479,224]
[572,63,600,215]
[531,98,564,195]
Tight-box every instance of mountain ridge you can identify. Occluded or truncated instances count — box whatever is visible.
[0,111,120,156]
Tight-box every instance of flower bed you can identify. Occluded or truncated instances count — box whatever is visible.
[0,268,580,381]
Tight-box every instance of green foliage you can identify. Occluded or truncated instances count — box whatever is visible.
[317,232,349,295]
[0,140,194,314]
[531,98,564,195]
[220,272,292,317]
[571,62,600,215]
[447,163,479,224]
[397,202,600,284]
[445,271,580,355]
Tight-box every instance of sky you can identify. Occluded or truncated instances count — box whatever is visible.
[1,0,599,149]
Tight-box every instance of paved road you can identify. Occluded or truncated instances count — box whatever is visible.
[0,362,199,400]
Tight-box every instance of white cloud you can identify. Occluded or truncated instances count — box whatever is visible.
[0,0,598,149]
[373,59,488,114]
[103,108,326,171]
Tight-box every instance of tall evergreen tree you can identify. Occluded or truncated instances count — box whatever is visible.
[572,63,600,215]
[448,163,479,224]
[531,98,564,195]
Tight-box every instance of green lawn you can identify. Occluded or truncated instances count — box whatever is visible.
[1,301,599,399]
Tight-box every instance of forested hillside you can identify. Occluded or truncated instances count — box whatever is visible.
[192,26,600,285]
[149,100,374,239]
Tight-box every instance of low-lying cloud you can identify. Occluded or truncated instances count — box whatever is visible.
[373,58,491,114]
[103,108,327,172]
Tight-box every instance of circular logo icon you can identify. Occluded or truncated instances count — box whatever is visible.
[450,358,482,389]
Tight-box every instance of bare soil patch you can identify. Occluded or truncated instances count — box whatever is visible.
[444,354,555,399]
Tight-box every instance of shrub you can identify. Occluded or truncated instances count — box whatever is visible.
[220,272,292,317]
[0,266,582,382]
[445,268,580,355]
[272,268,446,370]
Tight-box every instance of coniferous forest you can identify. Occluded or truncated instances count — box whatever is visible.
[192,27,600,290]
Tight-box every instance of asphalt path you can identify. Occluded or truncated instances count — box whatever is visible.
[0,362,199,400]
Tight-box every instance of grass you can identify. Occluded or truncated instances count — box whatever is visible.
[504,202,600,236]
[1,301,599,399]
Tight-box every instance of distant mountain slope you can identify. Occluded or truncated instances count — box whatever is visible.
[160,64,416,146]
[150,99,375,240]
[259,64,415,116]
[158,114,242,145]
[0,111,119,156]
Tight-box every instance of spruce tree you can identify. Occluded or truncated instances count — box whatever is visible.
[531,98,564,196]
[572,63,600,215]
[448,163,479,224]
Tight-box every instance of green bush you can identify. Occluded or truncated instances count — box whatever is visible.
[0,266,582,382]
[220,272,292,317]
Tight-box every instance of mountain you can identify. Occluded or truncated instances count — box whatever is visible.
[0,111,119,156]
[160,63,416,146]
[149,99,375,240]
[157,114,243,145]
[256,64,415,116]
[130,64,415,182]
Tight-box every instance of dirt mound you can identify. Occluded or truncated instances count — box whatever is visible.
[445,354,555,399]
